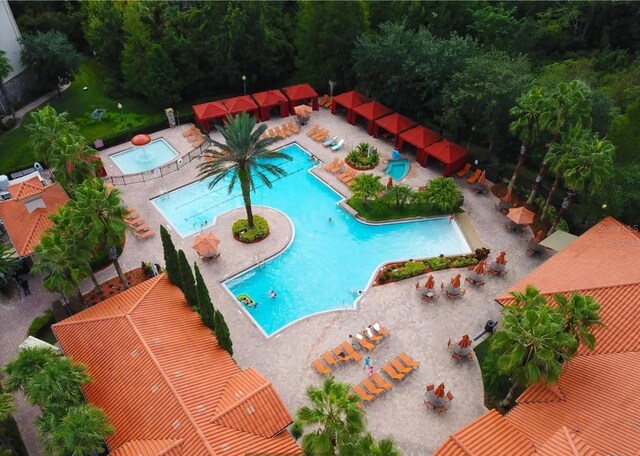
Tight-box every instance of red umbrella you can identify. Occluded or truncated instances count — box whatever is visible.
[192,232,220,258]
[450,274,461,288]
[415,281,420,290]
[474,260,486,275]
[532,230,545,244]
[425,275,435,289]
[507,206,535,225]
[387,177,393,190]
[434,383,446,397]
[501,189,512,203]
[131,134,152,146]
[496,251,507,265]
[459,334,472,348]
[478,170,487,185]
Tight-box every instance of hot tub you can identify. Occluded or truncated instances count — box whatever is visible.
[384,159,410,180]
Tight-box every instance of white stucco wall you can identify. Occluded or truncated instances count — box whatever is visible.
[0,0,24,81]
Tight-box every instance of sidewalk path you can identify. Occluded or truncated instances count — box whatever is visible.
[4,83,70,133]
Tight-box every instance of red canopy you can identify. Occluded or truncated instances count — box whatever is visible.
[420,139,470,177]
[282,83,319,114]
[398,125,441,151]
[192,101,229,131]
[352,101,393,135]
[251,90,289,121]
[331,90,370,124]
[373,113,417,147]
[221,95,259,120]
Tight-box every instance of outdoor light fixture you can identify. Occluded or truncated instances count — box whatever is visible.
[117,103,124,122]
[242,75,247,95]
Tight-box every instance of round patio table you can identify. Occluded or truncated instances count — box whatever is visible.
[446,284,461,295]
[425,391,447,407]
[452,344,473,357]
[490,262,505,273]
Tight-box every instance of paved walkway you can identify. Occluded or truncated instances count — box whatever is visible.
[3,83,70,133]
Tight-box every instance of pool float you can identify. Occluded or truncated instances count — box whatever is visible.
[237,293,256,307]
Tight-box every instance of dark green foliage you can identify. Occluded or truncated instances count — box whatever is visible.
[345,144,379,170]
[194,264,216,332]
[451,257,479,268]
[609,98,640,164]
[421,178,464,214]
[177,250,197,309]
[390,261,425,281]
[232,216,270,243]
[427,257,451,271]
[214,310,233,356]
[160,226,180,287]
[27,310,54,338]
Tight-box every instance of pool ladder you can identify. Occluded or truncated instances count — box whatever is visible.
[253,253,265,269]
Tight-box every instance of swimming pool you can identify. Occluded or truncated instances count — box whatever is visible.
[111,139,178,174]
[153,143,471,335]
[385,159,411,180]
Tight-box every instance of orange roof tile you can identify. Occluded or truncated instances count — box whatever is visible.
[536,427,604,456]
[0,180,69,257]
[53,275,301,456]
[110,439,184,456]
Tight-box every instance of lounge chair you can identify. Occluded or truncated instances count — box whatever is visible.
[328,160,345,174]
[372,322,391,337]
[181,124,196,136]
[134,224,151,234]
[362,379,385,396]
[467,169,482,184]
[282,124,293,136]
[365,327,383,343]
[345,174,359,186]
[312,129,328,141]
[398,352,420,369]
[191,137,206,148]
[312,359,331,375]
[390,358,412,374]
[288,121,300,134]
[306,125,320,137]
[331,139,345,151]
[352,385,374,402]
[337,168,356,182]
[323,136,338,147]
[322,97,333,108]
[340,342,363,362]
[354,333,376,351]
[371,373,393,391]
[321,351,342,367]
[134,229,154,240]
[331,347,350,363]
[382,364,405,381]
[319,94,329,106]
[456,163,472,177]
[323,158,340,171]
[126,217,144,227]
[124,211,139,221]
[275,126,286,139]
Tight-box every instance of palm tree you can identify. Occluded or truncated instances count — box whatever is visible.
[350,173,384,206]
[294,377,365,455]
[67,179,129,289]
[0,242,19,277]
[26,106,80,164]
[384,185,413,209]
[490,285,577,408]
[0,390,16,422]
[3,347,59,392]
[0,50,15,120]
[339,433,401,456]
[508,87,546,190]
[554,292,604,353]
[47,134,99,189]
[197,113,290,228]
[422,177,463,213]
[44,405,113,456]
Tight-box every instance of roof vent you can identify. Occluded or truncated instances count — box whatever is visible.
[172,420,181,430]
[24,197,45,213]
[130,349,139,358]
[151,384,159,393]
[245,405,256,415]
[220,443,230,452]
[0,176,8,192]
[234,390,244,398]
[196,405,206,413]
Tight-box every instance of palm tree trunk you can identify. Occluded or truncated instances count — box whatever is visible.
[499,383,519,409]
[88,270,102,294]
[239,171,254,228]
[112,258,129,289]
[508,144,526,191]
[541,171,561,220]
[76,289,85,306]
[548,192,574,235]
[526,162,548,205]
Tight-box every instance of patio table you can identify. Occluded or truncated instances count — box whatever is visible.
[446,284,461,295]
[490,262,506,275]
[452,344,473,357]
[425,391,448,407]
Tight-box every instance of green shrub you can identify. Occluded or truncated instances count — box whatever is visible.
[390,261,426,281]
[475,247,491,261]
[27,309,54,337]
[427,256,451,271]
[556,218,570,232]
[232,216,270,243]
[451,256,479,268]
[345,143,379,170]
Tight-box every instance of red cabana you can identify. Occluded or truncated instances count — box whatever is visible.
[373,113,417,147]
[421,139,470,177]
[331,90,370,124]
[398,125,441,152]
[221,95,259,120]
[251,90,289,121]
[192,101,229,131]
[352,101,393,135]
[282,83,319,114]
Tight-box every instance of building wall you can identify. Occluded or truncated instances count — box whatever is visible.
[0,0,25,82]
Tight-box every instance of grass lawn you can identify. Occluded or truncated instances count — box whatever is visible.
[0,61,165,174]
[347,197,460,221]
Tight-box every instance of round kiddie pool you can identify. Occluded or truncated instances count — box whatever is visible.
[384,159,411,181]
[110,138,179,174]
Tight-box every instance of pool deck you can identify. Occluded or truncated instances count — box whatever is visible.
[19,108,548,455]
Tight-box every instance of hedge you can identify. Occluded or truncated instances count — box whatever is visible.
[390,261,426,281]
[232,215,270,243]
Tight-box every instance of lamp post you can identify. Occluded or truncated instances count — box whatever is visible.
[117,103,124,122]
[242,75,247,95]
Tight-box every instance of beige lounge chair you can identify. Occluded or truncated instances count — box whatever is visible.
[352,384,374,402]
[328,160,345,174]
[323,158,340,171]
[288,121,300,133]
[338,169,357,183]
[275,126,286,139]
[354,333,375,351]
[306,125,320,137]
[312,359,331,375]
[181,124,196,136]
[372,322,391,337]
[282,124,293,136]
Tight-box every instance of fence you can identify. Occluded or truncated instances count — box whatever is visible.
[103,142,206,186]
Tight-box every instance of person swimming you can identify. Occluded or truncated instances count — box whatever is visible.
[269,289,277,298]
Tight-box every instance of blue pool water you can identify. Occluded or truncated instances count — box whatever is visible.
[111,139,178,174]
[385,159,411,180]
[153,143,470,335]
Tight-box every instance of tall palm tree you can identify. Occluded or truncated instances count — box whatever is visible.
[0,50,15,120]
[294,377,365,456]
[47,134,99,189]
[350,173,384,206]
[422,177,463,213]
[0,242,19,277]
[3,347,59,392]
[44,405,113,456]
[554,292,604,353]
[491,285,577,408]
[67,179,129,289]
[339,433,401,456]
[26,106,80,164]
[197,113,291,228]
[508,87,546,191]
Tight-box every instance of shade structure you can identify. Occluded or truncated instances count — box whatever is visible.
[221,95,259,120]
[331,90,370,124]
[352,101,393,135]
[373,113,417,147]
[474,260,486,275]
[539,230,579,252]
[450,274,462,288]
[425,274,435,289]
[192,232,221,258]
[282,83,319,114]
[421,139,470,177]
[131,134,151,146]
[496,251,507,265]
[507,206,535,225]
[251,90,289,121]
[459,335,472,349]
[193,101,229,131]
[386,177,393,190]
[398,125,441,153]
[435,383,446,397]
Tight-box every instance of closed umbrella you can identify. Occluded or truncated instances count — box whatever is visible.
[478,170,487,185]
[425,275,435,289]
[459,334,472,348]
[387,177,393,190]
[507,206,535,225]
[473,260,486,275]
[450,274,461,288]
[434,383,446,397]
[501,189,512,203]
[496,251,507,265]
[193,232,221,258]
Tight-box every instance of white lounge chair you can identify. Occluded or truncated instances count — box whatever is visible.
[323,136,338,147]
[332,139,345,151]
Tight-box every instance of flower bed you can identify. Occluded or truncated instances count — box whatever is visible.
[232,215,270,243]
[345,142,379,170]
[83,267,148,306]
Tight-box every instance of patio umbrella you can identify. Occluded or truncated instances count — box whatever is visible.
[415,281,420,290]
[459,334,472,348]
[192,232,221,258]
[532,230,545,244]
[425,275,435,289]
[507,206,535,225]
[478,170,487,185]
[450,274,461,288]
[387,177,393,190]
[434,383,446,397]
[496,251,507,265]
[294,104,312,116]
[473,260,486,275]
[501,189,512,203]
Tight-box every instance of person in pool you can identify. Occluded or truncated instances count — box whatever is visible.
[269,289,277,298]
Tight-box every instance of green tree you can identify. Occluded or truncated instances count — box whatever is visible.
[80,2,124,75]
[384,185,413,209]
[339,433,401,456]
[3,347,59,392]
[26,106,79,164]
[294,376,364,455]
[608,98,640,164]
[467,5,534,53]
[194,264,216,331]
[160,226,180,287]
[66,179,129,289]
[0,242,19,278]
[44,405,113,456]
[177,250,197,308]
[213,310,233,356]
[350,174,384,207]
[0,49,15,119]
[490,285,577,408]
[422,177,463,213]
[554,292,604,353]
[197,112,289,229]
[19,31,81,96]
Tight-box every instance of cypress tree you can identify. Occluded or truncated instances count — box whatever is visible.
[160,225,180,287]
[214,310,233,356]
[177,250,197,308]
[194,263,216,331]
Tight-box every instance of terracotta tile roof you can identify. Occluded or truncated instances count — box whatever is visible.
[536,427,604,456]
[0,180,69,257]
[110,439,184,456]
[53,275,301,456]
